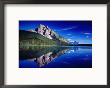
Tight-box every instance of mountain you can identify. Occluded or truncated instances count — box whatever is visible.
[19,24,69,46]
[33,24,68,43]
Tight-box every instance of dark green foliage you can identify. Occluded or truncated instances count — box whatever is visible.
[19,45,69,59]
[19,30,68,46]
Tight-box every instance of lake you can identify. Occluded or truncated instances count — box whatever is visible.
[19,46,92,68]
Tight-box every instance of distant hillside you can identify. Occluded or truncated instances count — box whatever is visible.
[19,24,70,46]
[19,30,69,46]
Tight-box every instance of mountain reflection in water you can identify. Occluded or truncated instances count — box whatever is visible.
[19,46,92,68]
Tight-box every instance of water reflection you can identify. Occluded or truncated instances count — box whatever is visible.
[34,49,68,67]
[19,46,92,68]
[20,46,69,67]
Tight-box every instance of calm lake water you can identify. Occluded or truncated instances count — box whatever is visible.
[19,46,92,68]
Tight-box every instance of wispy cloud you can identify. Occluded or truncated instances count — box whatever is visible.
[67,38,74,42]
[83,33,91,35]
[67,34,72,36]
[68,39,72,40]
[62,26,77,31]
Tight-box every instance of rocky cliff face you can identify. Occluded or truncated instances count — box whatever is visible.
[36,24,54,39]
[34,24,68,43]
[20,24,70,46]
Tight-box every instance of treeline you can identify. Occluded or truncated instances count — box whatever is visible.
[19,38,57,46]
[19,30,69,46]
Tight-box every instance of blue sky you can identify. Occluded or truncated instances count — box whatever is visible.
[19,21,92,44]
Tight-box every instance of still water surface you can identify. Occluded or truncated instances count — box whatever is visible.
[19,46,92,68]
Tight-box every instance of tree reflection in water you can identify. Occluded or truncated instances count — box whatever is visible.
[19,46,79,67]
